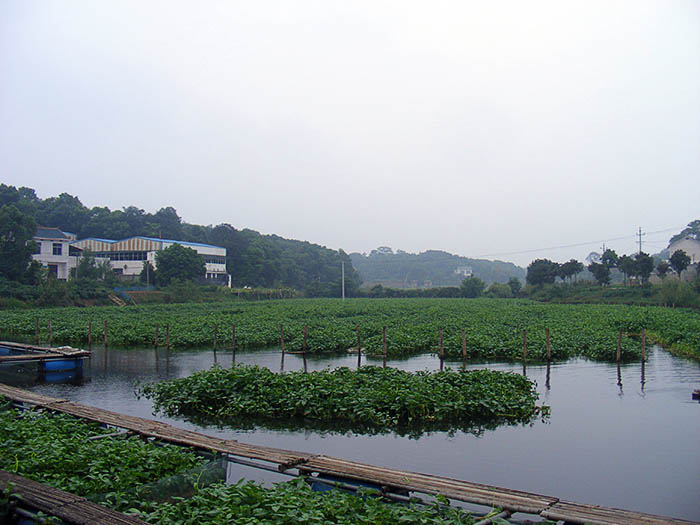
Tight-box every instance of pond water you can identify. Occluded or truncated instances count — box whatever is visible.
[2,344,699,521]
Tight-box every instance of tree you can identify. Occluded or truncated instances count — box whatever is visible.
[669,250,691,279]
[486,282,513,298]
[669,219,700,244]
[558,259,584,283]
[154,244,205,286]
[656,260,670,280]
[507,277,521,296]
[587,262,610,286]
[0,204,37,282]
[617,255,635,285]
[526,259,559,286]
[601,249,619,269]
[634,252,654,285]
[460,276,485,298]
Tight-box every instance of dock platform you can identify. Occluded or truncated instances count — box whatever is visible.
[0,383,696,525]
[0,470,146,524]
[0,341,90,364]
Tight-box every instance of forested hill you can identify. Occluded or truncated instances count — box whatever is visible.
[350,249,526,287]
[0,185,360,294]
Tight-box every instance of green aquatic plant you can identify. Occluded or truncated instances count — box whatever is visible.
[1,298,698,360]
[139,364,544,433]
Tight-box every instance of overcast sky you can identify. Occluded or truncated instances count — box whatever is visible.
[1,1,698,267]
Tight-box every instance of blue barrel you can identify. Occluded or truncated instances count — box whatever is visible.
[44,359,83,372]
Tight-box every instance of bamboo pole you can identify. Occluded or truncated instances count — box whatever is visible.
[103,320,108,348]
[88,321,92,349]
[461,328,467,368]
[48,320,52,347]
[35,318,39,345]
[616,329,622,362]
[231,323,236,365]
[303,325,308,373]
[280,325,285,356]
[439,328,444,371]
[546,327,551,361]
[154,325,159,349]
[382,326,387,368]
[213,326,217,351]
[166,325,170,350]
[522,329,527,362]
[641,328,646,362]
[356,325,361,369]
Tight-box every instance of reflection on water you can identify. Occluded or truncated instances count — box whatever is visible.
[2,344,699,521]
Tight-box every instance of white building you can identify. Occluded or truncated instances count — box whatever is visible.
[454,266,473,277]
[32,226,80,279]
[668,237,700,265]
[71,236,228,283]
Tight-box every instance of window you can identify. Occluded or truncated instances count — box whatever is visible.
[34,241,42,254]
[52,243,63,256]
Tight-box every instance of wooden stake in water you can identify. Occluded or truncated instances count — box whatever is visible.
[303,325,308,372]
[439,328,444,371]
[154,325,159,349]
[48,320,52,347]
[546,327,551,361]
[103,320,108,348]
[522,329,527,362]
[280,324,285,356]
[166,325,170,350]
[231,323,236,365]
[35,318,39,345]
[88,321,92,349]
[213,326,217,350]
[461,328,467,368]
[616,329,622,362]
[356,325,361,369]
[641,328,646,362]
[382,326,387,368]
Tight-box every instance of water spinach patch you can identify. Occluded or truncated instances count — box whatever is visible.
[139,365,543,434]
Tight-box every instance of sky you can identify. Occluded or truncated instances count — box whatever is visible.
[1,1,698,268]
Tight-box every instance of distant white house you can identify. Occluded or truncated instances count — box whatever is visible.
[454,266,473,278]
[32,226,82,279]
[668,237,700,265]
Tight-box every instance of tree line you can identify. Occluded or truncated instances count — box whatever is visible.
[0,184,361,296]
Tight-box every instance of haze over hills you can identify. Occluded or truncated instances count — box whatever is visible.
[350,248,526,288]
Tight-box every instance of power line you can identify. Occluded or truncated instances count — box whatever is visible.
[471,226,683,259]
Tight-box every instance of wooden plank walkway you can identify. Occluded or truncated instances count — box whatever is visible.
[0,341,90,363]
[0,383,696,524]
[0,470,146,524]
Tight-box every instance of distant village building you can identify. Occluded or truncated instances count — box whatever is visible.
[32,226,83,279]
[668,237,700,265]
[32,228,228,283]
[72,236,228,283]
[454,266,473,278]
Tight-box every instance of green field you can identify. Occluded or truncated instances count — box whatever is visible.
[1,298,698,361]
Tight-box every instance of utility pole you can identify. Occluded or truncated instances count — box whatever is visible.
[341,261,345,301]
[637,227,645,255]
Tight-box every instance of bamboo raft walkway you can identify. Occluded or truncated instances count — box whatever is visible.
[0,383,696,525]
[0,341,90,363]
[0,470,146,524]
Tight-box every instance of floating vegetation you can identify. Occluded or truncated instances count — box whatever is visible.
[139,365,544,434]
[2,299,698,360]
[137,478,477,524]
[0,400,209,513]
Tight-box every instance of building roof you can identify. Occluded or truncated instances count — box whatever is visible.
[34,226,70,240]
[71,235,224,251]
